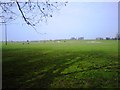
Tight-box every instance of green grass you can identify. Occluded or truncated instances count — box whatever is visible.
[2,40,119,88]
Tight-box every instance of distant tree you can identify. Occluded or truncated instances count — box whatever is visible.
[27,40,29,44]
[116,33,120,40]
[114,37,117,40]
[111,37,117,40]
[106,37,111,40]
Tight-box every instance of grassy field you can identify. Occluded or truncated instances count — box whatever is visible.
[2,40,119,88]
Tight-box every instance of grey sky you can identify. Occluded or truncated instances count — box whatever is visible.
[1,2,118,41]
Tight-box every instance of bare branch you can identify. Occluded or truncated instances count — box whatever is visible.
[16,0,30,25]
[15,0,39,33]
[0,0,68,32]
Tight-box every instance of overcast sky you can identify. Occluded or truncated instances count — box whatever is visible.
[1,2,118,41]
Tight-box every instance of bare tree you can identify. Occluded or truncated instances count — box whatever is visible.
[0,0,68,45]
[0,0,67,27]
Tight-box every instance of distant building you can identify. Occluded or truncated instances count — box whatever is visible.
[70,37,76,40]
[78,37,84,40]
[96,37,104,40]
